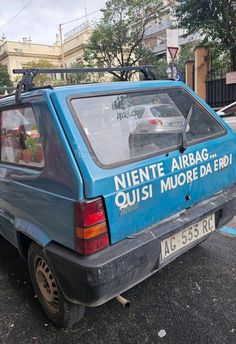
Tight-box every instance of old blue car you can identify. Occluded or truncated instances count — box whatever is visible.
[0,67,236,328]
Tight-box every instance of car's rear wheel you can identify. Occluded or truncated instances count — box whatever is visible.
[28,242,85,328]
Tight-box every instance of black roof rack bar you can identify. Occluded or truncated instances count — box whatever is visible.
[13,65,155,78]
[13,65,156,104]
[0,86,16,91]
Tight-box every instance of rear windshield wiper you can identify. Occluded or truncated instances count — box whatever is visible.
[179,105,193,153]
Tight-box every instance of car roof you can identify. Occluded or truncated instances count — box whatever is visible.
[45,80,185,100]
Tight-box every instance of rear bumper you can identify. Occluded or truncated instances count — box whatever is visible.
[44,184,236,306]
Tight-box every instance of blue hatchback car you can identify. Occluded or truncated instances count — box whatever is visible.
[0,67,236,328]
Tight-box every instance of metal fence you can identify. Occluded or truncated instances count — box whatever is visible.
[206,70,236,108]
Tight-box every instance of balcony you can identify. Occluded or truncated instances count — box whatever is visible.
[178,33,202,46]
[153,42,167,54]
[144,20,172,37]
[64,21,94,42]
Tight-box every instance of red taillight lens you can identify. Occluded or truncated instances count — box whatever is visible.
[75,198,109,255]
[148,119,163,125]
[76,235,109,256]
[76,199,105,227]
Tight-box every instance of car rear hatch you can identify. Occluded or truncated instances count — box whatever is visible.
[51,82,236,244]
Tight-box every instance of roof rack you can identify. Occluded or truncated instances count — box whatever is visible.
[13,66,156,104]
[0,86,16,92]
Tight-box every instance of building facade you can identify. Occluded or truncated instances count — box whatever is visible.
[0,2,203,84]
[143,0,202,62]
[0,37,61,81]
[0,21,93,82]
[63,21,94,67]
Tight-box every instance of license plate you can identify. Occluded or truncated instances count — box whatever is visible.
[161,214,215,261]
[170,121,182,127]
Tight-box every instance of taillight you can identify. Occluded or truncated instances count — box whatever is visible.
[148,119,163,125]
[75,198,109,255]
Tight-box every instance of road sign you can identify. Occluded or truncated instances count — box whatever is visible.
[167,47,179,60]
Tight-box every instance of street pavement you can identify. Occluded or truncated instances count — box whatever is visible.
[0,221,235,344]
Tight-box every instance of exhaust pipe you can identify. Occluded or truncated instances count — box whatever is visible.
[115,295,131,308]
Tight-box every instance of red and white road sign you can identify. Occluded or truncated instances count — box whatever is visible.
[167,47,179,59]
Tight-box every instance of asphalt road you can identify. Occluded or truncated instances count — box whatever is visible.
[0,224,235,344]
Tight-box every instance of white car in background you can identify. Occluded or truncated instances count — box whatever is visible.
[130,103,186,134]
[217,101,236,131]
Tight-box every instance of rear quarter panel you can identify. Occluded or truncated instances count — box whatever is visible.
[0,92,83,251]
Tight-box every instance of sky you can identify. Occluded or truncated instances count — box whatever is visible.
[0,0,107,44]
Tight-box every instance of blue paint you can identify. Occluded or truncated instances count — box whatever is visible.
[1,80,236,248]
[219,227,236,236]
[0,94,80,250]
[51,81,236,243]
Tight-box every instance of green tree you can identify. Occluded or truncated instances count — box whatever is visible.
[175,0,236,70]
[0,64,13,94]
[84,0,162,81]
[210,47,231,75]
[24,59,57,86]
[176,41,197,73]
[176,40,231,75]
[66,62,97,84]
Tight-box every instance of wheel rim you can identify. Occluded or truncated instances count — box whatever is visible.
[34,255,60,314]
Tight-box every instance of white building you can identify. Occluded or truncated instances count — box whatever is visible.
[143,0,202,62]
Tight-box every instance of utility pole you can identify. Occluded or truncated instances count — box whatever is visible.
[58,8,101,70]
[84,0,88,22]
[59,24,65,69]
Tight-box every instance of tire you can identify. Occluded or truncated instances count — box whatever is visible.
[28,242,85,328]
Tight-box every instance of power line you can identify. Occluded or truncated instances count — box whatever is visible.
[0,0,35,32]
[60,9,101,26]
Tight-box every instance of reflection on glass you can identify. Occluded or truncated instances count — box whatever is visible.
[71,89,224,165]
[1,107,44,168]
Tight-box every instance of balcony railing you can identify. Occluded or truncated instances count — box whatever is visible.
[153,42,167,54]
[144,20,172,37]
[178,33,202,46]
[64,21,94,41]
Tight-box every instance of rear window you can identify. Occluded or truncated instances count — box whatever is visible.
[71,88,225,166]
